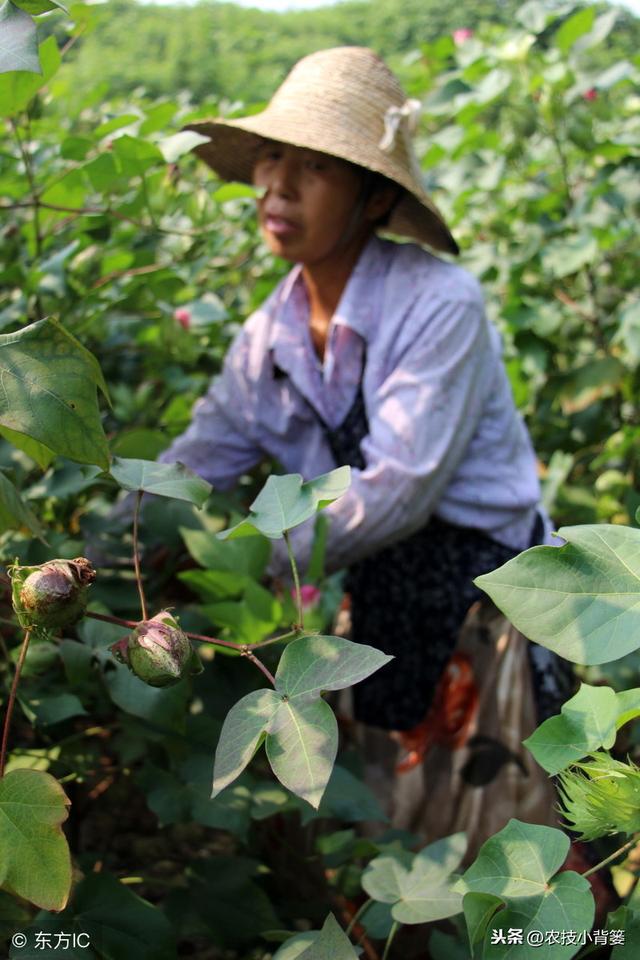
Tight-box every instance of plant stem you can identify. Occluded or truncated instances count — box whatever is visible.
[345,898,373,937]
[85,611,139,630]
[582,836,638,878]
[546,116,574,209]
[0,629,32,778]
[182,629,243,651]
[11,118,44,319]
[240,649,276,686]
[132,490,148,621]
[247,628,300,650]
[140,172,158,228]
[382,921,399,960]
[284,530,303,629]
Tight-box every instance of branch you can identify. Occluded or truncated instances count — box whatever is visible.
[382,921,399,960]
[240,648,276,686]
[132,491,148,621]
[284,530,303,630]
[582,836,639,879]
[10,119,44,319]
[0,199,209,238]
[0,629,32,777]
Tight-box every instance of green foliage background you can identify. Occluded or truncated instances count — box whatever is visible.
[0,0,639,957]
[45,0,640,102]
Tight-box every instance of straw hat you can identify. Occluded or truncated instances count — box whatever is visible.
[184,47,459,255]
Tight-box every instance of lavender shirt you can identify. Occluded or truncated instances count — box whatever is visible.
[162,236,545,578]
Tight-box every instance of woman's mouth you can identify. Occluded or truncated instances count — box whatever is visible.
[263,214,299,237]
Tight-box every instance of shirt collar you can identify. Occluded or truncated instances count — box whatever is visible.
[267,234,391,350]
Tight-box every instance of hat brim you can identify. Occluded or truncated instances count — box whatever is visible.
[183,117,459,256]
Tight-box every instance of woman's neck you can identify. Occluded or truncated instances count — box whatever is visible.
[301,232,372,353]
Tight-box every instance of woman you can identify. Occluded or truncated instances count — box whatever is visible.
[163,47,573,850]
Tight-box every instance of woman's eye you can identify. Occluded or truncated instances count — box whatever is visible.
[305,157,327,172]
[257,147,281,163]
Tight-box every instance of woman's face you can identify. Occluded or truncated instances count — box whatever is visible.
[252,141,372,266]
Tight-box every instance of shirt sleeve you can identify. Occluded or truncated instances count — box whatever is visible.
[158,329,263,490]
[268,294,495,579]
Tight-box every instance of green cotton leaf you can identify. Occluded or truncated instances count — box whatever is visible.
[218,466,350,540]
[307,513,328,582]
[211,631,387,808]
[462,892,503,954]
[615,688,640,729]
[94,114,139,138]
[13,871,177,960]
[0,1,40,75]
[474,524,640,666]
[309,763,386,825]
[204,580,283,645]
[362,834,466,924]
[516,1,551,33]
[459,820,570,899]
[458,820,595,958]
[297,913,360,959]
[110,134,164,175]
[541,233,598,279]
[179,568,246,603]
[361,850,413,903]
[390,837,466,924]
[0,769,71,910]
[553,6,595,54]
[359,900,394,939]
[0,318,109,469]
[609,905,640,959]
[82,152,124,193]
[266,696,338,809]
[0,32,60,115]
[213,182,264,202]
[188,857,280,948]
[523,683,619,774]
[108,457,211,506]
[540,451,573,516]
[556,358,626,416]
[139,101,177,135]
[211,688,280,799]
[103,660,191,730]
[573,9,618,56]
[110,428,167,461]
[213,687,340,809]
[13,0,68,14]
[159,129,211,163]
[27,693,87,726]
[275,634,393,700]
[0,470,45,538]
[273,933,319,960]
[180,526,270,580]
[615,301,640,364]
[483,872,594,960]
[593,61,635,92]
[0,425,54,469]
[471,68,511,105]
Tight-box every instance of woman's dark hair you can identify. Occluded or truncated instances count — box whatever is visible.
[355,167,403,228]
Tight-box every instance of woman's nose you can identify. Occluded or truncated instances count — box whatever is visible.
[268,157,298,197]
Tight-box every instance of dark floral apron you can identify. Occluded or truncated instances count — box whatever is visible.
[274,355,574,731]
